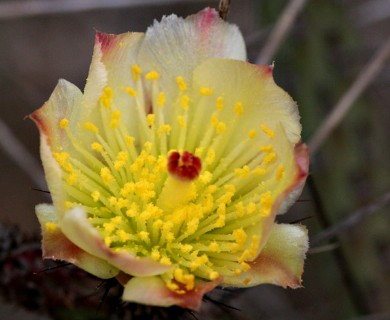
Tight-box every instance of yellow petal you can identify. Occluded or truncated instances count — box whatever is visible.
[222,223,309,288]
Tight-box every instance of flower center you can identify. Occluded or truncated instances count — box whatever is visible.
[168,151,202,181]
[51,66,296,292]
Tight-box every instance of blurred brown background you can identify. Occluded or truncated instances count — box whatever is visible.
[0,0,389,319]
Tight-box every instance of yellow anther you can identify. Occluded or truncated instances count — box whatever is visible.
[66,173,78,185]
[104,236,113,247]
[260,145,273,152]
[216,96,224,111]
[209,271,219,280]
[263,152,277,165]
[247,202,257,214]
[210,113,218,127]
[276,164,285,181]
[216,122,226,134]
[195,147,203,157]
[147,114,155,126]
[100,87,113,108]
[150,248,161,261]
[125,86,137,97]
[179,244,193,253]
[91,142,103,152]
[243,277,252,285]
[157,91,166,107]
[235,202,245,217]
[190,255,208,271]
[91,191,100,202]
[45,222,57,233]
[131,64,142,81]
[240,261,251,271]
[158,124,172,137]
[126,208,137,218]
[235,165,251,178]
[145,70,160,80]
[248,129,257,139]
[260,191,273,216]
[100,167,113,185]
[103,87,113,98]
[59,118,69,129]
[125,136,135,146]
[234,269,242,276]
[181,95,190,109]
[176,76,187,91]
[116,198,128,209]
[177,115,186,128]
[260,124,275,138]
[120,182,135,197]
[233,228,247,247]
[206,148,215,165]
[103,222,115,234]
[160,256,172,265]
[200,86,213,96]
[110,110,121,128]
[112,216,123,224]
[208,241,220,252]
[109,197,117,207]
[234,102,244,115]
[84,122,99,133]
[65,201,73,209]
[253,166,267,176]
[117,230,131,242]
[198,171,212,184]
[138,231,150,243]
[186,218,199,235]
[53,152,69,166]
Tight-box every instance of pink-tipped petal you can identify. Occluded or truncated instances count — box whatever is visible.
[60,207,173,276]
[223,223,309,288]
[29,80,84,212]
[36,204,119,279]
[123,276,221,311]
[277,143,310,214]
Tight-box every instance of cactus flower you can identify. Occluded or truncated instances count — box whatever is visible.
[30,8,309,311]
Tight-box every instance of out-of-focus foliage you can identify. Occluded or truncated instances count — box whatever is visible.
[254,0,390,318]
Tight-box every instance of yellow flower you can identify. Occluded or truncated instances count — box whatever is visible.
[30,8,309,311]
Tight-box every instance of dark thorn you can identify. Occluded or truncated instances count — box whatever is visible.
[31,187,50,194]
[203,295,241,312]
[289,215,313,224]
[34,262,71,274]
[296,199,311,202]
[187,310,199,320]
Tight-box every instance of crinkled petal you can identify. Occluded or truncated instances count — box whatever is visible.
[122,276,221,311]
[36,204,119,279]
[223,223,308,288]
[139,7,246,98]
[60,207,173,276]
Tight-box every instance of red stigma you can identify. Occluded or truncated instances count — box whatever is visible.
[168,151,202,181]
